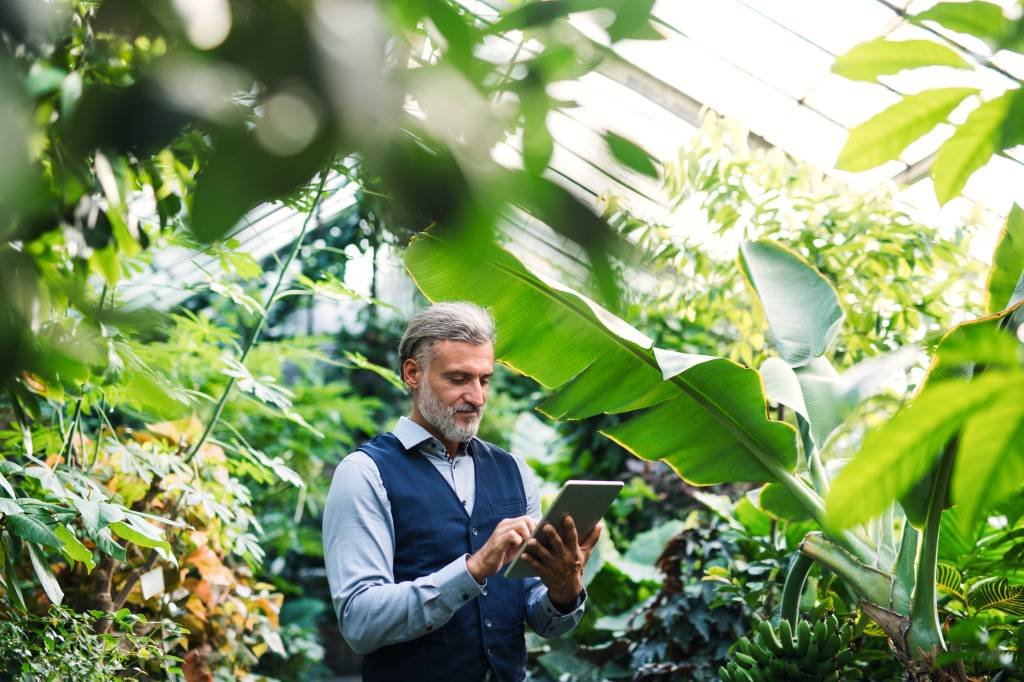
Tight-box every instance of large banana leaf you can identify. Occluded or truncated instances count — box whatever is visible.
[739,240,843,368]
[404,231,803,492]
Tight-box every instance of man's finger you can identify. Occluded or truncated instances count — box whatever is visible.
[502,529,525,549]
[525,538,553,563]
[561,514,579,548]
[542,523,565,553]
[581,522,602,550]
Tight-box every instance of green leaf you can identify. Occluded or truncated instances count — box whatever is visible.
[0,499,20,516]
[825,372,1016,530]
[606,0,661,41]
[5,513,62,550]
[109,520,172,556]
[985,203,1024,313]
[27,542,63,605]
[0,471,14,498]
[932,90,1021,205]
[191,129,331,242]
[622,519,684,565]
[605,132,659,179]
[26,62,68,96]
[953,386,1024,533]
[91,526,127,562]
[54,524,96,572]
[794,349,919,450]
[344,351,405,390]
[760,357,809,421]
[913,2,1011,48]
[405,229,802,490]
[936,562,965,601]
[832,38,970,82]
[837,88,977,172]
[759,482,813,521]
[424,0,478,70]
[739,240,843,367]
[970,577,1024,615]
[2,533,26,612]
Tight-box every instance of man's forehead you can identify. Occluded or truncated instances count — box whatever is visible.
[432,339,494,367]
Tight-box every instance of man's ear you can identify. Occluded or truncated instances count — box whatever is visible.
[402,358,421,390]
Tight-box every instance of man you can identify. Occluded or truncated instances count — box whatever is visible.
[323,301,602,682]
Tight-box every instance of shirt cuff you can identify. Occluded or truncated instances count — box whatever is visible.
[436,554,487,612]
[540,586,587,618]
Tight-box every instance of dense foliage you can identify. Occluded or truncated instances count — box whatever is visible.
[2,0,1024,681]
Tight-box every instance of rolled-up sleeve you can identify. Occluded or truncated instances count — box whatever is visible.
[322,452,485,654]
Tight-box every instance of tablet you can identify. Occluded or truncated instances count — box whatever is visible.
[503,480,623,579]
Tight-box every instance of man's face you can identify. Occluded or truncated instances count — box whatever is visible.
[405,337,493,440]
[407,340,494,443]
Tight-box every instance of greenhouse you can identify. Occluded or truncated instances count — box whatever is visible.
[2,0,1024,680]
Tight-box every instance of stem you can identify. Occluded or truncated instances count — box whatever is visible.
[781,552,814,627]
[906,443,956,658]
[775,467,874,563]
[183,170,329,467]
[892,515,919,615]
[58,399,84,466]
[878,503,897,570]
[799,417,829,496]
[799,532,893,608]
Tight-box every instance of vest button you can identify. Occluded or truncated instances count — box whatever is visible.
[471,527,479,536]
[484,618,493,628]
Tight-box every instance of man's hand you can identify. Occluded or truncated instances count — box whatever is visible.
[467,516,536,582]
[522,515,601,611]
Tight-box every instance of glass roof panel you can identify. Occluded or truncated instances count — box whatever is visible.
[615,36,799,143]
[652,0,834,99]
[801,72,900,128]
[739,0,899,55]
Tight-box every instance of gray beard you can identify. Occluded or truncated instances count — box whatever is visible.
[417,380,483,444]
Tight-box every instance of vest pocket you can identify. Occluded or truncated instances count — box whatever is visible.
[490,499,524,519]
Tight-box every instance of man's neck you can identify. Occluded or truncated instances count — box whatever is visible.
[408,412,461,460]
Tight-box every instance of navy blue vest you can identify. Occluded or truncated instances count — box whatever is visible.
[359,432,528,682]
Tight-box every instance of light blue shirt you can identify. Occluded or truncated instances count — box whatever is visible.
[323,417,586,654]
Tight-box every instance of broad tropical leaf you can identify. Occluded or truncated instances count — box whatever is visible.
[5,513,62,550]
[953,387,1024,532]
[55,524,96,572]
[740,240,842,367]
[932,90,1023,205]
[832,38,970,82]
[970,576,1024,615]
[760,357,809,421]
[826,371,1017,529]
[986,203,1024,313]
[109,519,172,556]
[913,2,1012,48]
[27,542,63,605]
[405,231,801,488]
[837,88,977,172]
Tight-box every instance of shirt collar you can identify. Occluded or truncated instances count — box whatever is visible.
[392,416,479,457]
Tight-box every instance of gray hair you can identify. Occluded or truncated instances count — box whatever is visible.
[398,302,496,377]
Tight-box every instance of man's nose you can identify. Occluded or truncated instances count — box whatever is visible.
[464,381,486,406]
